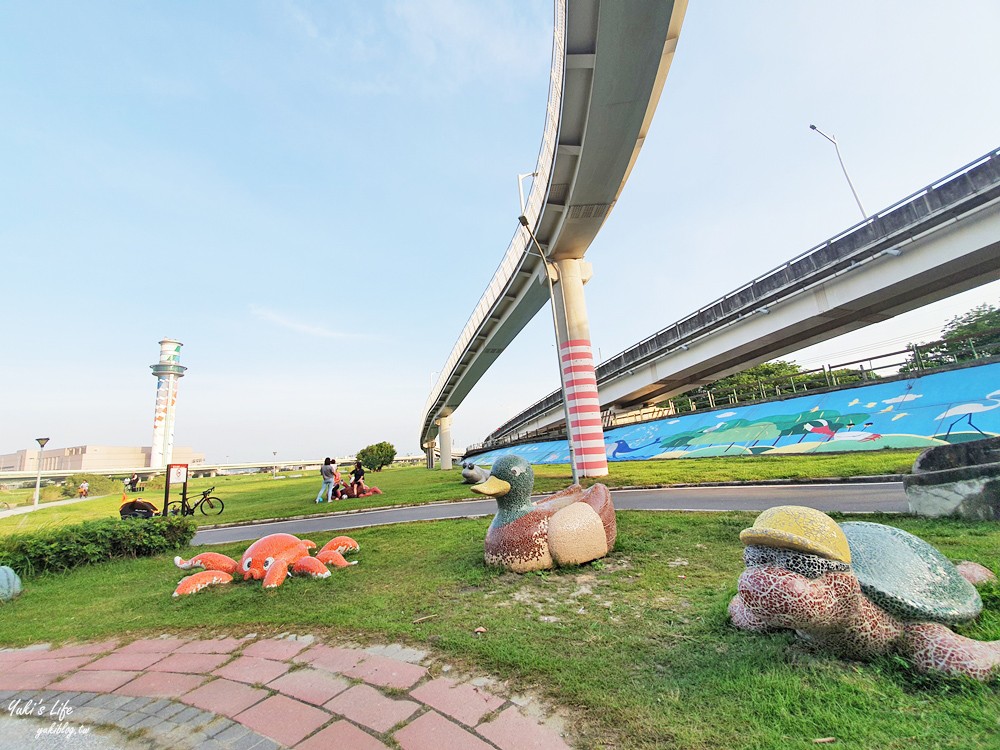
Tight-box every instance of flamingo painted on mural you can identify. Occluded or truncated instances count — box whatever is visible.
[801,419,880,443]
[802,419,837,440]
[936,389,1000,439]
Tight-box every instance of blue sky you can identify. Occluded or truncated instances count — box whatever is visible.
[2,1,998,463]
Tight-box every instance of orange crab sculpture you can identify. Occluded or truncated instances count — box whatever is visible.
[172,533,359,596]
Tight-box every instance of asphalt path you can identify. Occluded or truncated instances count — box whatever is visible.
[192,481,907,546]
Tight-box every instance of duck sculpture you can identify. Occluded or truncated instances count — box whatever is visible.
[470,454,616,573]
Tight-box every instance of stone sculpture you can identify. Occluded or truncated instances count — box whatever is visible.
[461,461,489,484]
[0,565,23,602]
[904,435,1000,519]
[470,454,616,573]
[172,534,359,596]
[729,505,1000,679]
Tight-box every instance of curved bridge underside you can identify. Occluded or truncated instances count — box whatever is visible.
[419,0,688,451]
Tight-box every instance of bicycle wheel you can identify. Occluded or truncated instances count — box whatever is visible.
[200,497,225,516]
[165,501,185,517]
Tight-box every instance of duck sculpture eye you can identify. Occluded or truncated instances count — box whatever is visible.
[510,466,523,476]
[263,557,274,570]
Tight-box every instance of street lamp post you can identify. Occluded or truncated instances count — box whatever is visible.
[809,124,867,219]
[518,215,580,486]
[517,172,538,215]
[32,437,49,507]
[272,451,277,479]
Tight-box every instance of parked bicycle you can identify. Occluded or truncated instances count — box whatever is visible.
[165,486,224,517]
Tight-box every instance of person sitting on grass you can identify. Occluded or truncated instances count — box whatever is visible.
[349,461,366,496]
[342,464,382,499]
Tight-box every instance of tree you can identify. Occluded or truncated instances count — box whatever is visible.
[902,302,1000,371]
[655,359,873,411]
[356,442,396,472]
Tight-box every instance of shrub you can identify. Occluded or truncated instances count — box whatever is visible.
[357,441,396,472]
[144,475,166,490]
[0,516,197,576]
[40,485,64,502]
[62,473,124,499]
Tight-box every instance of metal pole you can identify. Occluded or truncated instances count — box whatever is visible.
[519,215,580,486]
[809,125,867,219]
[517,172,538,215]
[32,437,49,507]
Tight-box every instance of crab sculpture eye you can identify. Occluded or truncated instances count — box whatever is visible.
[242,558,253,572]
[263,557,274,570]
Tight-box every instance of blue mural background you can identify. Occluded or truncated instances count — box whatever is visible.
[469,362,1000,466]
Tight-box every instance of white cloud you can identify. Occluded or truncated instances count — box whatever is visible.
[249,305,362,340]
[882,394,923,404]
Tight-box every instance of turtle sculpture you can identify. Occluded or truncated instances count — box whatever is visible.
[729,505,1000,680]
[470,454,616,572]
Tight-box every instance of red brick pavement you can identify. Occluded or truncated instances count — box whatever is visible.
[0,634,577,748]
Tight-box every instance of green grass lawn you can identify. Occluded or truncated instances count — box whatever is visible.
[0,510,996,749]
[0,451,921,538]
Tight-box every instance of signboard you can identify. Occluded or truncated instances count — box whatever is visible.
[163,463,189,516]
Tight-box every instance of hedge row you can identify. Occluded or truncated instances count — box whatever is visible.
[0,516,197,576]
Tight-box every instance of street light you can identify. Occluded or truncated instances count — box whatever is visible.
[517,172,538,215]
[809,124,867,219]
[518,214,580,486]
[272,451,277,479]
[32,437,49,507]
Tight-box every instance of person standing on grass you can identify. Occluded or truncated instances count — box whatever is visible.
[330,463,349,500]
[315,457,336,503]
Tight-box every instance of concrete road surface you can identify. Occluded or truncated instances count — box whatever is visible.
[192,481,906,546]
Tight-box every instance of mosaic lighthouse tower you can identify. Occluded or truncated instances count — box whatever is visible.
[149,339,186,469]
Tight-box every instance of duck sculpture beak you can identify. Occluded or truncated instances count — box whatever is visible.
[470,475,510,498]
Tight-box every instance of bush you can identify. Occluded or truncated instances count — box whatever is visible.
[143,475,166,490]
[357,441,396,472]
[62,473,124,499]
[0,516,197,576]
[40,485,65,502]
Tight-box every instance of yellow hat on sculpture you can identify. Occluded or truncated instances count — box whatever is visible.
[739,505,852,563]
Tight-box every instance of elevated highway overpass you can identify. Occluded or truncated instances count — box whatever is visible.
[484,147,1000,445]
[419,0,688,475]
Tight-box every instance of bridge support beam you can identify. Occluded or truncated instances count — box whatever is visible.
[552,258,608,478]
[423,443,435,470]
[437,415,453,471]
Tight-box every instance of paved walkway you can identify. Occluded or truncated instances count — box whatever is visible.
[194,481,908,545]
[0,634,573,750]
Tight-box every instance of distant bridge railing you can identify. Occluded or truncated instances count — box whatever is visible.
[486,146,1000,442]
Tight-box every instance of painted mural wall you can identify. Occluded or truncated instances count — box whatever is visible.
[469,362,1000,466]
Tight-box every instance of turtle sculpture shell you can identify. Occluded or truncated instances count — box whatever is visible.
[840,521,982,625]
[738,505,852,563]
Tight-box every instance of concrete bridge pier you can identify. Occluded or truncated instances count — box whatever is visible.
[552,258,608,478]
[436,415,453,471]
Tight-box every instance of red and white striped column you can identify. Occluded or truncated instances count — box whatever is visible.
[560,338,608,477]
[553,258,608,478]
